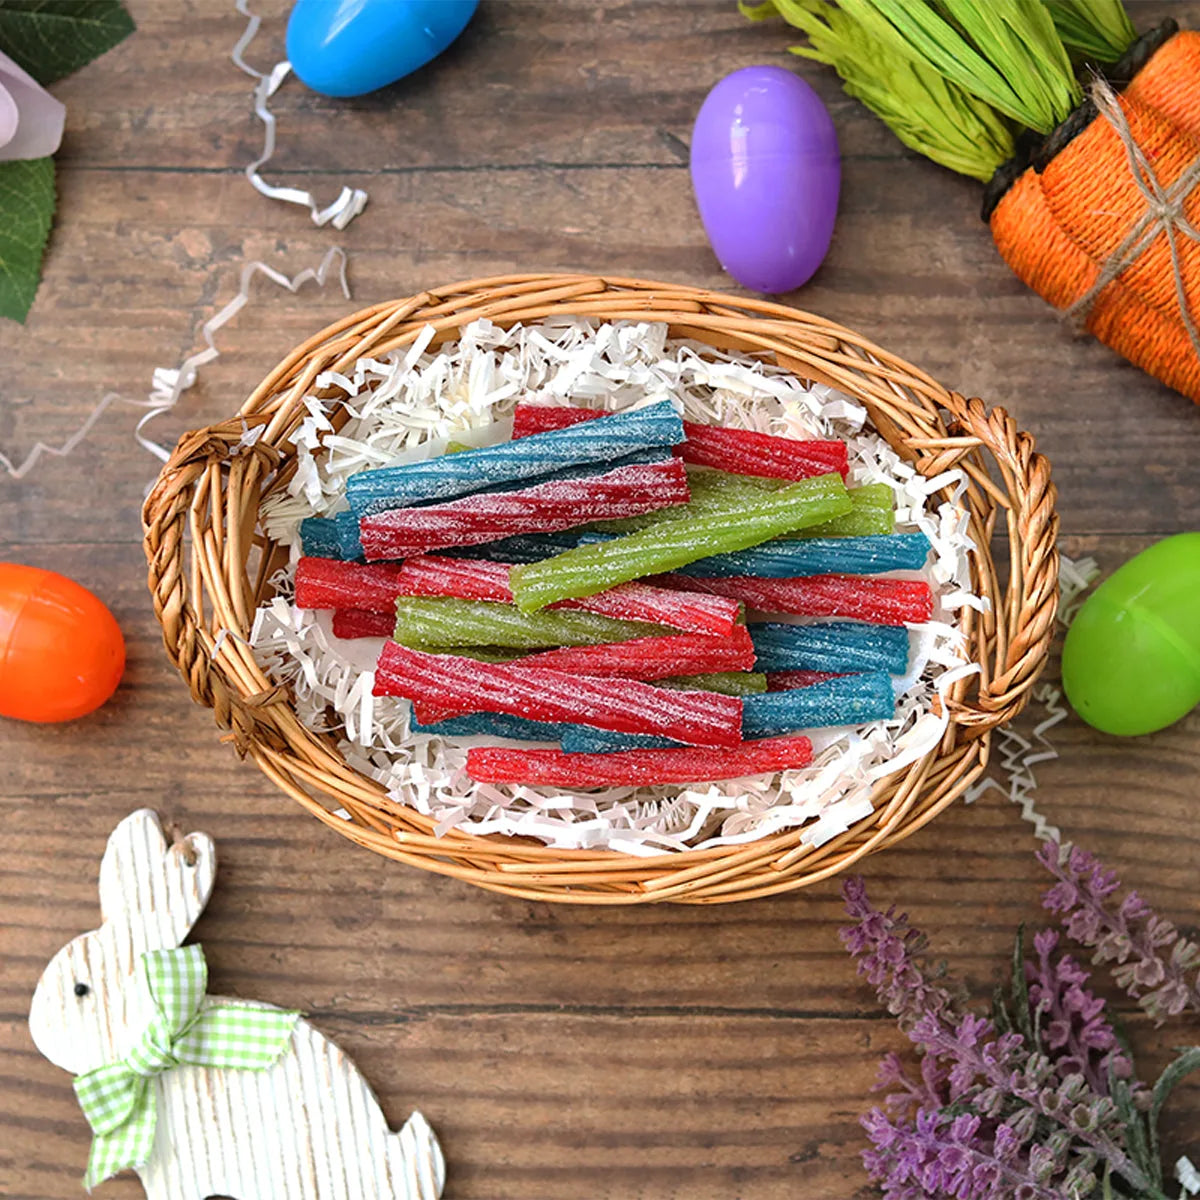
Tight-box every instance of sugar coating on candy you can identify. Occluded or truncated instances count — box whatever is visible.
[466,736,813,787]
[591,473,888,538]
[766,669,844,691]
[678,421,847,481]
[549,576,741,636]
[373,641,745,748]
[656,476,891,539]
[295,557,405,612]
[511,403,599,439]
[300,511,363,561]
[511,404,848,481]
[346,399,684,516]
[332,608,395,639]
[658,672,768,696]
[560,728,678,754]
[409,712,571,742]
[392,556,741,636]
[393,597,666,650]
[301,553,738,638]
[447,530,610,563]
[741,672,896,738]
[678,532,932,578]
[560,672,895,753]
[254,316,981,853]
[391,557,515,603]
[800,483,894,538]
[659,573,934,625]
[403,645,525,663]
[509,472,852,612]
[358,458,691,559]
[587,466,779,533]
[749,622,910,675]
[505,628,755,679]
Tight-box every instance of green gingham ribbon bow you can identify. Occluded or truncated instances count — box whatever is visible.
[73,944,298,1188]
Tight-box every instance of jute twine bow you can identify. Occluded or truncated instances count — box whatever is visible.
[1064,79,1200,365]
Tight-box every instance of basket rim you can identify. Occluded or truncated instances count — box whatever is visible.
[143,273,1060,903]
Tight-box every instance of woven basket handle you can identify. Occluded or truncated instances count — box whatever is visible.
[935,391,1060,734]
[142,427,286,750]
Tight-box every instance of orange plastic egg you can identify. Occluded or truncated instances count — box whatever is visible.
[0,564,125,723]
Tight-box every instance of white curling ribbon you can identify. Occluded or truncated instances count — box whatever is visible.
[962,552,1101,841]
[0,49,65,161]
[233,1,368,229]
[0,247,350,480]
[134,247,352,462]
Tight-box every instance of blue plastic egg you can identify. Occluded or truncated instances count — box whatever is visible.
[287,0,479,98]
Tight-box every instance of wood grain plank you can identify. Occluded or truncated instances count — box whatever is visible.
[4,1009,1199,1200]
[4,0,1200,1195]
[2,166,1199,542]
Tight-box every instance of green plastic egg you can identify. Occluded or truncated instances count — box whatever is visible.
[1062,533,1200,736]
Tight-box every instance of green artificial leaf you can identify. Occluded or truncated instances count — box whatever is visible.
[0,156,55,322]
[1111,1067,1159,1190]
[1010,925,1035,1041]
[1149,1046,1200,1173]
[991,984,1013,1034]
[0,0,134,86]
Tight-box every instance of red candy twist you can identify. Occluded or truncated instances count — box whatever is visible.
[332,608,395,639]
[511,404,848,481]
[465,736,814,786]
[359,459,691,560]
[507,627,755,679]
[374,641,744,747]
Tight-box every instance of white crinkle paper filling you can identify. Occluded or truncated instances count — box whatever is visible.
[251,318,983,855]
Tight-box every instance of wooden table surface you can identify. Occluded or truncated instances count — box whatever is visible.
[3,2,1200,1197]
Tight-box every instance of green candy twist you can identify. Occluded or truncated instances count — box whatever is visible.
[510,473,852,612]
[393,597,665,650]
[592,471,892,538]
[657,672,769,696]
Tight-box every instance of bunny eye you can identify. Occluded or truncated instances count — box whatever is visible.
[73,982,90,998]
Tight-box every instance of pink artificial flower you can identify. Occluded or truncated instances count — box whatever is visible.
[0,50,65,162]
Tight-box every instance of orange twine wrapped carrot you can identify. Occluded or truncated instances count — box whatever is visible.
[746,3,1200,406]
[990,31,1200,404]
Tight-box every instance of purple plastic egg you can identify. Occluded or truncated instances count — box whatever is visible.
[690,65,840,294]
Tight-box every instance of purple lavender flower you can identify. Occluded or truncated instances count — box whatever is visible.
[906,1004,1148,1194]
[862,1105,1062,1199]
[842,876,1157,1200]
[841,877,961,1029]
[1038,840,1200,1023]
[874,1048,950,1123]
[1025,928,1135,1095]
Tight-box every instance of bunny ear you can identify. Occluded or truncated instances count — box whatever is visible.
[98,810,217,951]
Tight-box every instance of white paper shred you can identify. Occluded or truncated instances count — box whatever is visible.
[232,0,369,229]
[964,553,1101,840]
[1177,1156,1200,1196]
[0,248,350,480]
[251,317,983,853]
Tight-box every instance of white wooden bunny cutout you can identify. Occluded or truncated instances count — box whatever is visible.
[29,809,445,1200]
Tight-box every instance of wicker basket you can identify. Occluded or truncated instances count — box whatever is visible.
[143,274,1058,904]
